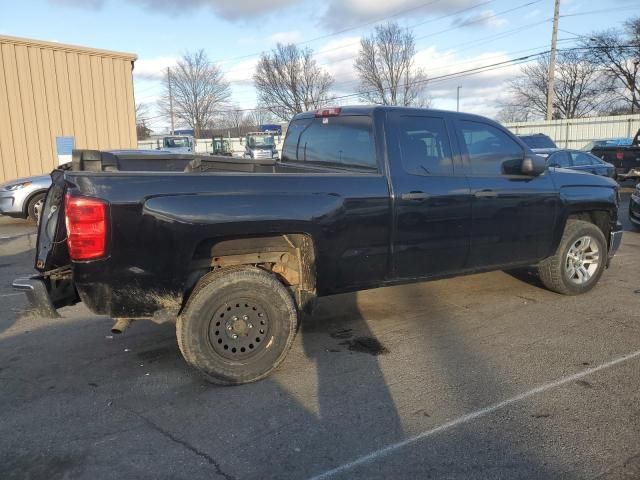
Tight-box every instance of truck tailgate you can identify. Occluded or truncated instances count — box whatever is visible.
[35,169,70,272]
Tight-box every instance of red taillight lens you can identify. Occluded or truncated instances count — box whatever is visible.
[315,107,341,117]
[616,151,624,160]
[65,195,107,260]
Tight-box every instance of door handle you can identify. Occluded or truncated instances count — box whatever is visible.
[401,192,430,201]
[474,189,498,198]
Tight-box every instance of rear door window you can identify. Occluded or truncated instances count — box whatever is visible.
[396,116,453,176]
[548,151,572,168]
[571,152,595,167]
[287,116,377,170]
[458,121,524,176]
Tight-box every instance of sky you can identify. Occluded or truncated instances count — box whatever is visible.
[2,0,635,132]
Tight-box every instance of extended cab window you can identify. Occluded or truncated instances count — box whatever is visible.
[459,121,524,176]
[397,116,453,176]
[286,116,376,170]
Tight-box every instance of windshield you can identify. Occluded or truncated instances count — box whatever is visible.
[518,135,557,149]
[164,137,190,148]
[248,135,275,148]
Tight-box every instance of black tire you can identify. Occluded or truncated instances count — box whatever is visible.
[27,192,46,224]
[176,266,298,385]
[537,219,607,295]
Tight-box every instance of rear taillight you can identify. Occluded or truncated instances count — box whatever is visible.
[616,151,624,160]
[315,107,341,117]
[65,195,107,260]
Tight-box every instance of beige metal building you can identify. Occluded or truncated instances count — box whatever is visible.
[0,35,137,182]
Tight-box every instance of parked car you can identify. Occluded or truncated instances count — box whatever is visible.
[156,135,194,154]
[546,150,616,178]
[242,132,278,160]
[15,106,623,385]
[590,129,640,181]
[0,175,51,223]
[629,182,640,230]
[517,133,558,151]
[581,137,633,151]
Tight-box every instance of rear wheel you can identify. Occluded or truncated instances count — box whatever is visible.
[176,267,298,385]
[27,192,46,224]
[537,219,607,295]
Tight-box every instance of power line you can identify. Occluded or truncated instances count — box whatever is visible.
[559,4,639,19]
[205,0,542,82]
[199,43,620,114]
[256,16,555,95]
[135,0,504,82]
[210,0,452,66]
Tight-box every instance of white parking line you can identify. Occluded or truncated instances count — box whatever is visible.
[308,349,640,480]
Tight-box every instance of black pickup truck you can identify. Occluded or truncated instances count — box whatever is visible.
[14,106,623,385]
[591,128,640,181]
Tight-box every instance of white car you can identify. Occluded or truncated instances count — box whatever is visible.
[0,175,51,223]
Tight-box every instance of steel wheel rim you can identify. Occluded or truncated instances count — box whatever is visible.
[565,235,600,285]
[208,298,270,360]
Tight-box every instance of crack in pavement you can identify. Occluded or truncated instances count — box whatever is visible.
[120,406,237,480]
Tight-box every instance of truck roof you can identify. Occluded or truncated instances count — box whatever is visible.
[291,105,497,124]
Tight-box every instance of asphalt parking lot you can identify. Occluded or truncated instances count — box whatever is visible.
[0,188,638,480]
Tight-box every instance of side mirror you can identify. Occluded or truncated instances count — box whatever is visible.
[521,156,546,176]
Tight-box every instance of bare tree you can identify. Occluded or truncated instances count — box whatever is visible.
[503,50,613,119]
[354,22,429,107]
[247,108,275,129]
[254,44,334,121]
[582,17,640,113]
[135,103,151,140]
[221,107,252,137]
[135,103,150,123]
[158,50,231,137]
[495,104,532,123]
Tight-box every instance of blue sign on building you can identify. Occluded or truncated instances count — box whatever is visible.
[56,136,74,165]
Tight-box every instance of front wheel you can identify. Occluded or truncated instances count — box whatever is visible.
[537,219,607,295]
[176,267,298,385]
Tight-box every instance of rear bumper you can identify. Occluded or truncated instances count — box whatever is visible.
[12,276,60,317]
[12,274,78,318]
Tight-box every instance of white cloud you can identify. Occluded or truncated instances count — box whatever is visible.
[314,36,362,93]
[314,40,528,118]
[269,31,304,45]
[134,56,177,80]
[320,0,482,30]
[224,58,260,86]
[414,48,525,117]
[49,0,299,20]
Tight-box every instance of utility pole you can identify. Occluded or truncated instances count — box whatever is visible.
[546,0,560,121]
[456,86,462,112]
[167,67,175,135]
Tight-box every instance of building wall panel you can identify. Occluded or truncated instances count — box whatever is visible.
[0,46,18,181]
[0,35,137,183]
